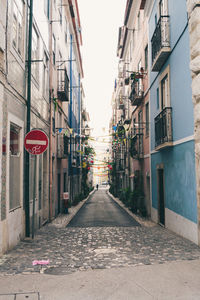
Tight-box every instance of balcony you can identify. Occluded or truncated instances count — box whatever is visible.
[155,107,172,150]
[151,16,171,72]
[57,69,69,101]
[129,81,143,106]
[129,134,143,159]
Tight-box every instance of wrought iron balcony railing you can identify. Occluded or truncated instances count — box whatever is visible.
[57,69,69,101]
[129,133,143,159]
[155,107,172,149]
[129,81,144,106]
[151,16,171,72]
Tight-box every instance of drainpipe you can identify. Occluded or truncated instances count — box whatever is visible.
[49,0,53,220]
[25,0,33,237]
[69,34,73,203]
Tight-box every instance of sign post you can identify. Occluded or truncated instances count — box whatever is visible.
[24,129,49,238]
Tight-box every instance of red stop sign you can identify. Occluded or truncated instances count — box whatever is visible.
[24,129,49,155]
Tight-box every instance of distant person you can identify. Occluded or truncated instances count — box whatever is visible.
[96,184,99,190]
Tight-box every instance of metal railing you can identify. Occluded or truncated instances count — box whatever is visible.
[129,133,143,159]
[151,16,170,64]
[129,80,144,105]
[155,107,172,148]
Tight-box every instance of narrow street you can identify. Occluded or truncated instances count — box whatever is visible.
[1,190,200,298]
[68,189,140,227]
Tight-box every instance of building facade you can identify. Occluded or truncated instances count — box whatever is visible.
[111,0,151,216]
[149,0,198,244]
[0,0,86,255]
[111,0,199,244]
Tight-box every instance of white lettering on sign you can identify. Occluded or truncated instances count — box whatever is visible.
[26,140,46,145]
[30,146,42,154]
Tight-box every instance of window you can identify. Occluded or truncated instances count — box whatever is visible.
[145,102,149,136]
[65,19,68,44]
[133,118,136,135]
[138,60,143,92]
[155,13,157,25]
[52,35,56,65]
[57,51,65,94]
[159,0,168,16]
[9,123,21,210]
[59,0,62,25]
[161,74,169,110]
[44,0,50,19]
[157,87,159,109]
[137,12,140,31]
[138,111,143,154]
[145,45,148,70]
[12,0,24,55]
[32,26,39,79]
[158,66,170,111]
[43,51,49,99]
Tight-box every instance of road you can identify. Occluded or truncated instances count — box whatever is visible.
[68,189,140,227]
[1,189,200,299]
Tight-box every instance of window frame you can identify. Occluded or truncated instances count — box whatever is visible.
[144,45,148,71]
[145,102,149,136]
[7,114,24,212]
[32,25,39,80]
[159,65,170,111]
[44,0,50,19]
[43,51,49,100]
[12,0,24,57]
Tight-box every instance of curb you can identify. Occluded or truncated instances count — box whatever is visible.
[107,191,156,228]
[50,189,96,228]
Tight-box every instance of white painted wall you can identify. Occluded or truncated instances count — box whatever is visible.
[165,208,198,244]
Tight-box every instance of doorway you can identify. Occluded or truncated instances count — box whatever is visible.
[157,168,165,226]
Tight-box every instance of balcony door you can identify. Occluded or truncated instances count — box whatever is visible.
[161,74,169,110]
[159,0,169,47]
[159,0,168,16]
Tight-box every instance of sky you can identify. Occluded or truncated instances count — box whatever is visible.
[78,0,126,138]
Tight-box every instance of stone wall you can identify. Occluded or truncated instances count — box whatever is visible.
[187,0,200,245]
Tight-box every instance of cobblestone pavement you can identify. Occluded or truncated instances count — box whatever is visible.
[1,190,200,276]
[1,222,200,276]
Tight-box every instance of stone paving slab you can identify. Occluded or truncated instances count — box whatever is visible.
[0,293,39,300]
